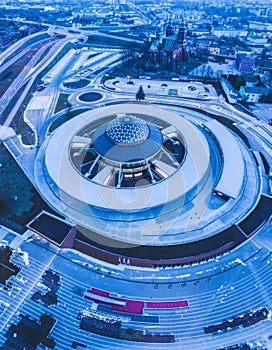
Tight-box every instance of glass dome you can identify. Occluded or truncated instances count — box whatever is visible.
[106,115,150,145]
[69,109,186,189]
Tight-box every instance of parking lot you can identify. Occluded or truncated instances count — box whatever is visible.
[104,77,219,100]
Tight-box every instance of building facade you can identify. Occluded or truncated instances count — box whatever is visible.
[142,17,188,73]
[236,54,255,73]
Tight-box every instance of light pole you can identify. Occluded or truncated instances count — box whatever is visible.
[126,75,133,84]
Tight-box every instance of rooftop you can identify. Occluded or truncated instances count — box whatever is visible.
[105,115,150,145]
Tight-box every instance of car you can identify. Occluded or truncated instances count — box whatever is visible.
[37,85,46,91]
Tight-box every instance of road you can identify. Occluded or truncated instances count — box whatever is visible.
[0,37,71,127]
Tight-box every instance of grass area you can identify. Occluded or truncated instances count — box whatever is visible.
[0,71,12,82]
[0,46,40,98]
[49,109,90,133]
[111,59,138,77]
[112,57,203,78]
[0,246,21,286]
[54,93,71,114]
[0,143,62,234]
[11,110,36,146]
[1,82,27,125]
[63,79,89,90]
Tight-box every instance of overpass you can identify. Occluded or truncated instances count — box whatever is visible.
[86,31,144,50]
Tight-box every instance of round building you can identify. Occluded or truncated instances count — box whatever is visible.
[35,102,261,263]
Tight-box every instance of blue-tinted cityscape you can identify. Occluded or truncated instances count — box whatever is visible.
[0,0,271,349]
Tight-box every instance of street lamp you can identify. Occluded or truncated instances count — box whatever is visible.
[126,75,133,84]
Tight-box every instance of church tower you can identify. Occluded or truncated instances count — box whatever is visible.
[178,16,188,60]
[165,16,175,37]
[178,16,187,46]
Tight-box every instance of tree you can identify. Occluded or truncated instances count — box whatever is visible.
[255,75,267,88]
[228,74,246,91]
[267,90,272,103]
[136,85,145,102]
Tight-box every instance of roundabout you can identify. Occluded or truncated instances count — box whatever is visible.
[78,91,104,103]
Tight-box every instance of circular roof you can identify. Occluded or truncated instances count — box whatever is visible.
[37,103,260,249]
[45,104,211,213]
[106,115,150,146]
[92,115,163,165]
